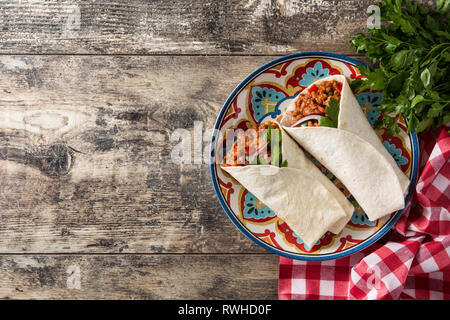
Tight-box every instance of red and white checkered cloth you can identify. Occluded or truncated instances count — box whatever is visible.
[279,126,450,300]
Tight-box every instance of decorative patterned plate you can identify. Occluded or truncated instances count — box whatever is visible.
[210,52,419,261]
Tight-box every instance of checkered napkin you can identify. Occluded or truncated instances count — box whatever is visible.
[279,126,450,300]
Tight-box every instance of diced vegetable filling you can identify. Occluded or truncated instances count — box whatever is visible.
[223,121,287,167]
[222,80,344,167]
[289,79,342,127]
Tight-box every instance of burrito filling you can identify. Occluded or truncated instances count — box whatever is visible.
[223,121,288,167]
[289,79,342,128]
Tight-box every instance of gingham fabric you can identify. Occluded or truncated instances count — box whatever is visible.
[279,126,450,300]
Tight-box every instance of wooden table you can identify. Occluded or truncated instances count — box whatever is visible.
[0,0,375,299]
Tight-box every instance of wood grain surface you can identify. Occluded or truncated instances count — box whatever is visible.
[0,0,384,55]
[0,0,394,299]
[0,254,279,299]
[0,55,279,254]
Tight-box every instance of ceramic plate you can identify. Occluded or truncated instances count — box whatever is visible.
[210,52,419,261]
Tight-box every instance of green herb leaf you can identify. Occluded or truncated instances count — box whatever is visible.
[427,102,444,118]
[416,118,434,133]
[411,95,425,109]
[387,72,408,96]
[318,117,336,128]
[319,98,340,128]
[437,0,450,13]
[390,50,413,70]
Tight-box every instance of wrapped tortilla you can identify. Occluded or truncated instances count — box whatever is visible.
[281,75,410,221]
[220,122,354,248]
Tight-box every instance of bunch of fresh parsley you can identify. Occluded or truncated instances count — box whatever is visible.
[350,0,450,135]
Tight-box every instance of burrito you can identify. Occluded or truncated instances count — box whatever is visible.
[221,121,354,249]
[281,75,410,221]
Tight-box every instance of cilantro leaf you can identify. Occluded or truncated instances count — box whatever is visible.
[319,98,340,128]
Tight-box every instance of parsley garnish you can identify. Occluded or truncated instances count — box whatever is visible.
[350,0,450,135]
[319,98,340,128]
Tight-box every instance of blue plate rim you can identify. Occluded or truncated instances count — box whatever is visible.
[209,51,419,261]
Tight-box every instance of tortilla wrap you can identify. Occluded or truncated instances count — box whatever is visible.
[221,130,354,248]
[335,75,410,194]
[281,75,409,221]
[280,128,354,234]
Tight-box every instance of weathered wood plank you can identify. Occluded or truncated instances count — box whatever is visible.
[0,254,279,299]
[0,0,406,55]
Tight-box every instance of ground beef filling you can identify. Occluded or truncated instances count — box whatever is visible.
[289,79,342,127]
[224,121,279,166]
